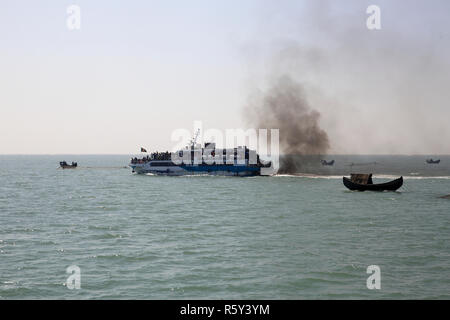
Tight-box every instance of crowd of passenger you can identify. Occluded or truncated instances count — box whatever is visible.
[130,151,171,164]
[130,148,265,166]
[151,151,171,160]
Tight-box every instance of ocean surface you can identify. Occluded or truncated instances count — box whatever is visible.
[0,155,449,299]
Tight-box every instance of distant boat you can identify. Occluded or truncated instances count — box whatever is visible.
[343,173,403,192]
[321,159,335,166]
[60,161,77,169]
[426,159,440,164]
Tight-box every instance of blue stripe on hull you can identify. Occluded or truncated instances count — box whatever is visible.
[130,164,261,176]
[180,165,260,176]
[181,165,260,173]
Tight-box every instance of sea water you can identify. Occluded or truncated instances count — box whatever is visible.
[0,155,449,299]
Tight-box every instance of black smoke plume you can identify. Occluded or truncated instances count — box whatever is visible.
[245,75,330,173]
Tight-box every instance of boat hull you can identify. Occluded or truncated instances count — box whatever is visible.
[130,163,262,176]
[343,176,403,191]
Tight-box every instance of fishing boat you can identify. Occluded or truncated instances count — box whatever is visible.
[343,173,403,192]
[426,159,440,164]
[60,161,77,169]
[321,159,335,166]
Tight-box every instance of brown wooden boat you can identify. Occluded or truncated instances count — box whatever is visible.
[343,173,403,192]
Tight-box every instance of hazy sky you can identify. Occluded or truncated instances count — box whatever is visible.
[1,0,449,154]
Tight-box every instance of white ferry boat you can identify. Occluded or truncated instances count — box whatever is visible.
[129,135,272,176]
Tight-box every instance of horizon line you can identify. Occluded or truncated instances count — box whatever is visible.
[1,153,449,156]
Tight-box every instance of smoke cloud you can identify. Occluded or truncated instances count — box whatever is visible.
[244,75,330,173]
[242,0,450,160]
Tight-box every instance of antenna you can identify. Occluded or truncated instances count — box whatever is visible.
[191,128,200,147]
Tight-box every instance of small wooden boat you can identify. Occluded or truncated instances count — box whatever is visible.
[60,161,77,169]
[426,159,440,164]
[321,159,335,166]
[343,173,403,192]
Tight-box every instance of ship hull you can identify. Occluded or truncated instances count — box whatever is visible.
[130,163,262,176]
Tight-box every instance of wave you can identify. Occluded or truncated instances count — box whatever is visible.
[274,173,343,179]
[274,173,450,180]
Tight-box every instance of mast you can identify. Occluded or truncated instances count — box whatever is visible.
[190,128,200,149]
